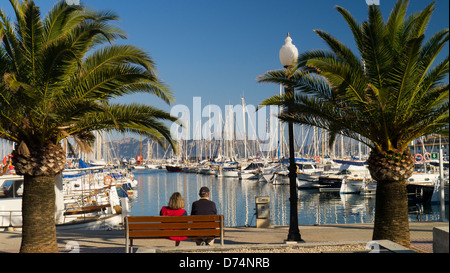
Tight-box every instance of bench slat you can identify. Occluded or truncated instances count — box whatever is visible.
[129,229,221,238]
[126,215,221,223]
[128,222,220,230]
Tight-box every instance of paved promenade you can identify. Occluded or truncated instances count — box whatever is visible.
[0,221,447,253]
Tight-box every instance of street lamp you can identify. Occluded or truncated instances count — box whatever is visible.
[279,33,303,242]
[279,33,298,68]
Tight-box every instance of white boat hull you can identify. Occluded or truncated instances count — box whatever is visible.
[222,170,239,177]
[1,172,128,230]
[262,173,274,183]
[146,164,160,169]
[0,198,22,228]
[272,173,289,185]
[56,214,123,230]
[239,171,260,180]
[297,173,320,182]
[297,179,321,189]
[340,177,365,194]
[0,198,123,230]
[407,173,440,186]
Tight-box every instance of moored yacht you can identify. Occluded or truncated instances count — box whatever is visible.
[406,172,440,203]
[318,161,370,192]
[1,167,134,230]
[239,162,263,180]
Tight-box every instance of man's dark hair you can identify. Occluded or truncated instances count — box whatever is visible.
[199,186,210,197]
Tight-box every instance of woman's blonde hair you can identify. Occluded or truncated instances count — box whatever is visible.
[168,192,185,210]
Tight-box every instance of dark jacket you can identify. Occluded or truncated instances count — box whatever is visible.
[191,198,217,215]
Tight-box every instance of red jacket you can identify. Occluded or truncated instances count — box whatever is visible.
[160,206,187,241]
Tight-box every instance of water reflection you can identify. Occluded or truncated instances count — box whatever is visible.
[129,170,447,227]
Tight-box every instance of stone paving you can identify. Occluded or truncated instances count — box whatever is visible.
[1,221,447,253]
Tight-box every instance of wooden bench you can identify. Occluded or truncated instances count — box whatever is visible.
[124,215,224,253]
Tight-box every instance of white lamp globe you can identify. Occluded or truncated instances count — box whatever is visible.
[279,33,298,68]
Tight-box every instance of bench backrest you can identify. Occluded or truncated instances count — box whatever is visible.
[125,215,224,239]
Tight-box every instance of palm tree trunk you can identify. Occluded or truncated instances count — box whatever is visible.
[368,149,414,248]
[372,179,410,248]
[20,174,59,253]
[11,143,66,253]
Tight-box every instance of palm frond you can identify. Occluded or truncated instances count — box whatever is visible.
[65,103,178,152]
[410,1,435,38]
[1,0,176,153]
[42,0,83,42]
[258,0,448,153]
[312,29,363,71]
[361,5,392,89]
[83,44,157,74]
[384,0,409,55]
[416,30,449,89]
[335,6,363,54]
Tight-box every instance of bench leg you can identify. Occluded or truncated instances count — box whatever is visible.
[126,239,133,253]
[220,215,224,246]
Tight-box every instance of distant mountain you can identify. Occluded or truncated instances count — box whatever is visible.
[102,137,270,160]
[89,134,449,161]
[104,137,152,160]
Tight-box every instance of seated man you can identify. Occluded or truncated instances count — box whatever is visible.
[191,186,217,245]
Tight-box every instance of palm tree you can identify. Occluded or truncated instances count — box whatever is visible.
[258,0,448,247]
[1,0,177,252]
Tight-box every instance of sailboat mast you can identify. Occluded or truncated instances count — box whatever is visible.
[241,96,247,160]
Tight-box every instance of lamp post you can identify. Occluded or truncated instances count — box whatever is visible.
[279,33,303,242]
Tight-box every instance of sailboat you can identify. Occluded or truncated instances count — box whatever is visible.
[166,163,184,172]
[359,178,377,196]
[145,139,160,169]
[318,160,369,192]
[239,162,263,180]
[133,135,146,170]
[0,170,128,230]
[406,172,440,203]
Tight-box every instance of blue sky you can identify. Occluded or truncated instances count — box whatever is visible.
[1,0,449,141]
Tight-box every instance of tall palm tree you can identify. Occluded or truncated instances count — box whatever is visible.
[258,0,448,247]
[1,0,177,252]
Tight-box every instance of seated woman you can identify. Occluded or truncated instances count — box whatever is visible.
[160,192,188,246]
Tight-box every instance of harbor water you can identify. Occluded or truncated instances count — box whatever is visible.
[129,169,448,227]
